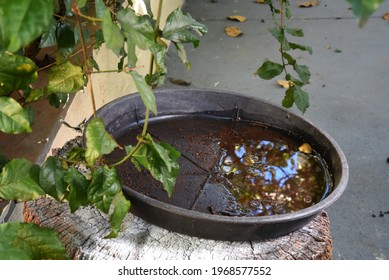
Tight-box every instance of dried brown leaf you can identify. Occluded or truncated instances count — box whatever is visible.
[225,26,243,37]
[277,80,290,89]
[299,143,313,154]
[168,77,191,86]
[298,1,320,8]
[254,0,266,4]
[383,12,389,20]
[227,15,247,22]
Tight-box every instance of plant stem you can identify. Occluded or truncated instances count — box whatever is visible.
[73,4,97,118]
[38,44,94,72]
[143,0,163,137]
[110,140,143,167]
[149,0,164,75]
[141,108,150,137]
[279,0,289,78]
[77,12,102,23]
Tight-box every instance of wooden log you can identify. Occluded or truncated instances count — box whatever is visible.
[23,137,332,260]
[24,198,332,260]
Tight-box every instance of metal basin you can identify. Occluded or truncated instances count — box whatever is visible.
[92,88,349,241]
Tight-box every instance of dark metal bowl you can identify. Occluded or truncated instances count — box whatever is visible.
[91,88,349,241]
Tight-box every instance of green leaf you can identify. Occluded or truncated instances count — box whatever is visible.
[143,0,154,17]
[0,0,53,52]
[0,52,38,96]
[93,29,105,49]
[293,64,311,84]
[268,26,289,50]
[0,97,32,134]
[145,72,165,88]
[347,0,384,27]
[116,9,155,50]
[132,134,180,197]
[0,222,69,260]
[102,9,124,55]
[293,85,309,113]
[174,42,191,69]
[39,17,57,48]
[105,191,131,238]
[87,166,122,213]
[285,5,292,19]
[39,156,67,201]
[289,42,313,55]
[162,8,208,48]
[285,27,304,37]
[48,93,69,108]
[66,147,87,161]
[46,60,84,94]
[56,22,75,56]
[74,26,91,45]
[151,43,168,74]
[95,0,107,19]
[282,87,294,108]
[117,8,168,74]
[255,61,284,80]
[85,118,118,165]
[64,166,90,213]
[25,89,46,104]
[129,70,157,115]
[88,57,100,71]
[63,0,73,16]
[0,158,44,201]
[0,150,9,173]
[282,52,295,65]
[127,39,138,68]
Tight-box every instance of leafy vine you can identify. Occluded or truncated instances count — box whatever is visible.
[255,0,312,113]
[0,0,206,259]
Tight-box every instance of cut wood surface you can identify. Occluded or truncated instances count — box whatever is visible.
[23,137,333,260]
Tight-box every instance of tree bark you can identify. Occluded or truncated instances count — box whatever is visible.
[24,198,332,260]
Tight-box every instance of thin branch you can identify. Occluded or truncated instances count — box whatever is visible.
[279,0,289,78]
[73,4,97,118]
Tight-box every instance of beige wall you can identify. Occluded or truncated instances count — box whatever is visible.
[51,0,184,150]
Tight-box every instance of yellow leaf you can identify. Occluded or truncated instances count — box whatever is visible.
[225,26,243,37]
[383,12,389,20]
[298,143,313,154]
[277,80,290,89]
[227,15,247,22]
[254,0,266,3]
[298,1,320,8]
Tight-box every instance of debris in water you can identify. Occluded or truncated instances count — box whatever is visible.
[298,143,312,154]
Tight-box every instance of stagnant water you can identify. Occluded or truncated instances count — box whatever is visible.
[215,120,332,216]
[113,114,333,217]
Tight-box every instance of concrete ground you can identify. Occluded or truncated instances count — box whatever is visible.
[1,0,388,260]
[165,0,389,259]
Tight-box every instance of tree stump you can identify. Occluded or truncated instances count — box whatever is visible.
[23,137,333,260]
[24,198,332,260]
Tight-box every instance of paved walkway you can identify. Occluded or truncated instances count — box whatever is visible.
[166,0,389,260]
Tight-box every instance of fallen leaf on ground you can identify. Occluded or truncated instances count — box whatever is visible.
[277,80,290,89]
[383,12,389,20]
[298,1,320,8]
[227,15,247,22]
[225,26,243,37]
[254,0,266,4]
[299,143,312,154]
[168,77,191,86]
